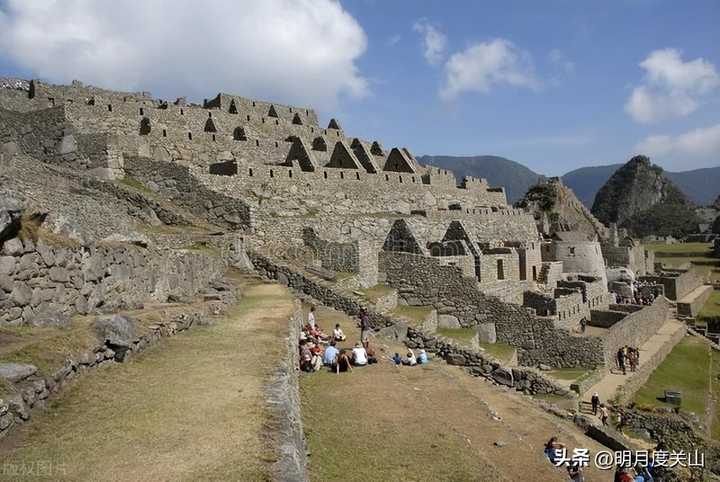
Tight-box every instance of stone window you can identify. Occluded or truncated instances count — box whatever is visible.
[497,259,505,280]
[188,132,192,140]
[532,266,537,281]
[108,104,113,112]
[385,174,389,181]
[275,119,279,126]
[249,168,253,177]
[288,170,293,178]
[412,177,416,183]
[139,107,144,116]
[212,134,216,142]
[399,176,403,183]
[208,112,212,118]
[255,140,259,146]
[324,171,328,179]
[355,172,360,180]
[275,141,278,148]
[247,115,251,121]
[270,169,274,178]
[229,100,238,114]
[233,127,247,141]
[340,171,344,179]
[569,247,576,256]
[139,117,151,135]
[162,129,167,137]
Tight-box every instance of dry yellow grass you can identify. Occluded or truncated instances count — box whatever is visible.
[0,275,293,481]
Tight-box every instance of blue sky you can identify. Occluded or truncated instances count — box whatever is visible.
[1,0,718,175]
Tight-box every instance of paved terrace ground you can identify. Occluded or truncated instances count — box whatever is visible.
[302,305,613,482]
[0,273,292,481]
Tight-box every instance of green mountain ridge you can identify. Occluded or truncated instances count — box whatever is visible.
[418,155,720,207]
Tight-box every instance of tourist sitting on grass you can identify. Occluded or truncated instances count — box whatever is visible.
[543,436,565,465]
[333,323,346,342]
[351,342,368,366]
[402,349,417,366]
[299,341,314,372]
[417,349,429,364]
[305,323,330,343]
[391,353,402,365]
[336,350,353,373]
[310,342,324,372]
[323,341,339,368]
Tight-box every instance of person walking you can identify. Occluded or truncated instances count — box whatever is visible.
[617,347,626,375]
[599,404,609,426]
[359,308,371,349]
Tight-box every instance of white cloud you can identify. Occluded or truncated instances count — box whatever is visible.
[635,124,720,169]
[412,19,447,66]
[625,49,719,123]
[440,39,540,100]
[0,0,368,111]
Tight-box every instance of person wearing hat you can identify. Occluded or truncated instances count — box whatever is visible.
[352,342,368,366]
[591,392,600,416]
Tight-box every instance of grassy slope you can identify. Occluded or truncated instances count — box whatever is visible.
[633,337,711,417]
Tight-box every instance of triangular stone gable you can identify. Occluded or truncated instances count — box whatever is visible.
[383,147,417,173]
[268,105,279,118]
[204,118,218,133]
[312,136,328,151]
[325,141,363,169]
[327,118,341,130]
[292,113,303,125]
[350,138,379,173]
[382,219,426,255]
[370,141,384,156]
[284,137,317,172]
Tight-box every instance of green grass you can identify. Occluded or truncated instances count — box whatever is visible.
[478,342,516,363]
[633,337,711,417]
[390,305,434,324]
[645,242,713,255]
[117,175,152,194]
[712,353,720,440]
[358,284,395,303]
[699,291,720,319]
[437,327,476,345]
[547,368,592,382]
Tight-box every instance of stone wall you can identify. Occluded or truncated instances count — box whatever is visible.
[0,303,229,439]
[640,269,704,301]
[268,301,309,482]
[124,156,253,231]
[542,240,608,286]
[601,297,673,367]
[614,323,686,404]
[405,326,576,398]
[0,233,226,326]
[677,285,714,317]
[380,251,606,368]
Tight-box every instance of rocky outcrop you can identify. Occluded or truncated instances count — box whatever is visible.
[516,178,608,240]
[591,156,700,238]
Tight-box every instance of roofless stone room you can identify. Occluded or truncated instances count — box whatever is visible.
[0,1,719,480]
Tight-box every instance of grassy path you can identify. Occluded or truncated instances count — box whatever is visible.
[0,274,293,482]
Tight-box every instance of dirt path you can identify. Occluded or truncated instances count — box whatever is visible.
[0,274,293,482]
[583,319,686,404]
[302,306,614,482]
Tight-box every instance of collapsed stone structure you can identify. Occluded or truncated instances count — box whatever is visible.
[0,78,677,370]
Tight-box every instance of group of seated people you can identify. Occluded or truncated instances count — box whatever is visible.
[391,348,428,366]
[299,306,378,374]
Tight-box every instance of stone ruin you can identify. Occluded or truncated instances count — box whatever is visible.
[0,78,679,371]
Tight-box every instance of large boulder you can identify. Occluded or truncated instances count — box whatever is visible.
[437,314,461,329]
[95,314,137,349]
[477,322,497,343]
[0,362,37,383]
[491,367,514,387]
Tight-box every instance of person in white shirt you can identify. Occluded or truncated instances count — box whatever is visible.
[307,306,316,329]
[403,349,417,366]
[333,323,346,341]
[351,342,368,366]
